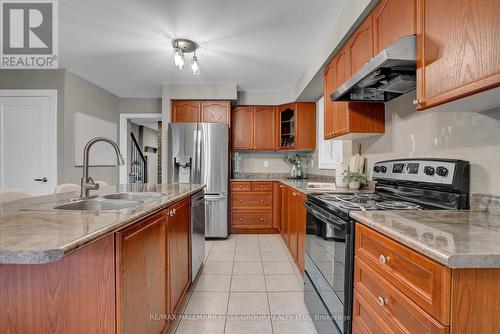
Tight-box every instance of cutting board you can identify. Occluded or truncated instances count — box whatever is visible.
[349,143,365,173]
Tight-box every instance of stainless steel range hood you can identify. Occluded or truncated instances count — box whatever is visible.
[330,35,416,103]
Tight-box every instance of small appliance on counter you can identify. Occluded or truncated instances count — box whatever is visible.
[303,158,470,334]
[167,123,229,238]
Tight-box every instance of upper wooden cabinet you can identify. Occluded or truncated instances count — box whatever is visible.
[232,106,254,149]
[172,101,201,123]
[348,16,374,76]
[232,103,315,151]
[373,0,416,54]
[276,102,316,150]
[323,65,336,140]
[416,0,500,110]
[254,106,276,150]
[172,100,230,123]
[201,101,231,123]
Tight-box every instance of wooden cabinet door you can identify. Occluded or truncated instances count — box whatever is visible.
[276,103,297,150]
[289,191,299,259]
[373,0,416,54]
[172,101,201,123]
[332,50,350,136]
[116,211,167,334]
[296,103,316,150]
[167,198,190,315]
[348,16,374,76]
[232,106,254,149]
[253,106,275,149]
[324,64,336,140]
[296,192,307,274]
[416,0,500,110]
[281,186,290,244]
[201,101,230,123]
[273,182,282,230]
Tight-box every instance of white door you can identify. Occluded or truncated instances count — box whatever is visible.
[0,91,57,196]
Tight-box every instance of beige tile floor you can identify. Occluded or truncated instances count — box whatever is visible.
[167,234,318,334]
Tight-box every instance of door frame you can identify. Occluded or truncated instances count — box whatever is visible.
[119,113,162,184]
[0,89,58,193]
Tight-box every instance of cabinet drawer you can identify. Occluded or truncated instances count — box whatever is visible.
[231,211,273,228]
[354,289,397,334]
[355,257,448,334]
[355,224,451,325]
[231,182,251,192]
[251,182,273,192]
[232,193,272,210]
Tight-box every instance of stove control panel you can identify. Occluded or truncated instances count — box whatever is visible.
[372,159,457,185]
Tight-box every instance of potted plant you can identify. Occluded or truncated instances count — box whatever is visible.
[343,170,369,190]
[282,154,303,178]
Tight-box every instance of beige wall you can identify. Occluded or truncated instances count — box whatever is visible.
[63,71,120,185]
[352,91,500,195]
[120,98,161,114]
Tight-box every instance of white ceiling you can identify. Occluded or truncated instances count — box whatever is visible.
[59,0,349,98]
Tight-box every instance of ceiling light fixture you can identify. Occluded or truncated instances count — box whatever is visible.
[191,51,200,75]
[172,39,199,75]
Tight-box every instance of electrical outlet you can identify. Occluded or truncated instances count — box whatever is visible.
[264,160,269,168]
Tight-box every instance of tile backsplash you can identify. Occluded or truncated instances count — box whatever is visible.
[353,92,500,195]
[233,151,335,177]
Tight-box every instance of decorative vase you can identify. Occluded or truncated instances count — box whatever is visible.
[335,165,348,188]
[349,181,361,190]
[296,165,302,178]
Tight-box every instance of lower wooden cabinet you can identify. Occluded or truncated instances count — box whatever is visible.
[117,197,191,334]
[167,198,190,315]
[230,181,275,233]
[353,224,500,334]
[116,211,168,334]
[279,185,306,274]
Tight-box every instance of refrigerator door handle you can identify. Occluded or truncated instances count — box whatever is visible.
[193,128,202,184]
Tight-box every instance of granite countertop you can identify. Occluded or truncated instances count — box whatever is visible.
[0,183,205,265]
[351,210,500,269]
[231,174,374,195]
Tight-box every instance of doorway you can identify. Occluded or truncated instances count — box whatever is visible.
[0,90,57,196]
[119,113,162,185]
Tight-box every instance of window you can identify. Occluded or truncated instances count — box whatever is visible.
[317,97,343,169]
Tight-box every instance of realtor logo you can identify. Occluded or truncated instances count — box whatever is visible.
[1,0,58,68]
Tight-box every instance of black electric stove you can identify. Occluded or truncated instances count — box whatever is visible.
[303,159,470,334]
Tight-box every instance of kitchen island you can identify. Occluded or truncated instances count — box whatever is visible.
[0,183,204,334]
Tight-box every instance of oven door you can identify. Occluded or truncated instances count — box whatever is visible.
[304,200,353,334]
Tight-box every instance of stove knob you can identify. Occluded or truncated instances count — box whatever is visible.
[436,166,448,177]
[380,166,387,174]
[424,166,435,176]
[373,166,381,173]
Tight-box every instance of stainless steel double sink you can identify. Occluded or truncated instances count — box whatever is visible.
[52,192,164,212]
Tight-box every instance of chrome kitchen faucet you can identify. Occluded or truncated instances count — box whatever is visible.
[80,137,125,198]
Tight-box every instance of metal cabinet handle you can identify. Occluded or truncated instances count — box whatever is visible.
[239,200,243,203]
[292,192,297,196]
[173,208,176,215]
[239,218,243,221]
[377,296,389,306]
[34,177,48,182]
[260,199,264,203]
[260,218,264,221]
[378,255,391,264]
[413,99,420,106]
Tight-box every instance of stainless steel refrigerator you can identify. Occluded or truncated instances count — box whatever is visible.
[167,123,229,238]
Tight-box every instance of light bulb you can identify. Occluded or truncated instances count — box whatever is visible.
[173,47,184,69]
[191,55,200,75]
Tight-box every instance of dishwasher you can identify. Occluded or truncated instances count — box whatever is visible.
[190,190,205,282]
